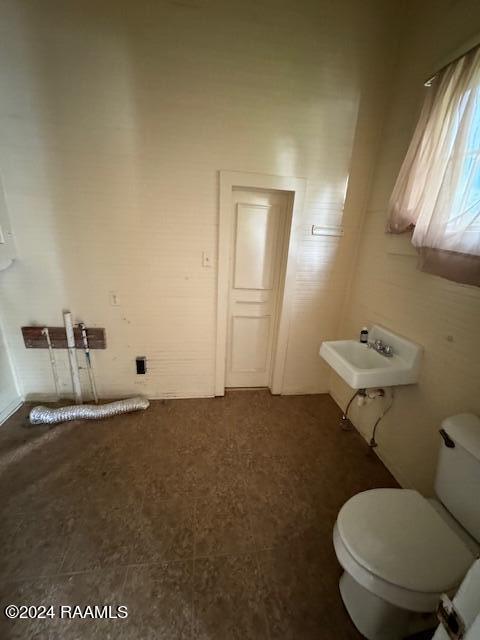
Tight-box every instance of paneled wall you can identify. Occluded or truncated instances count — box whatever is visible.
[0,320,20,423]
[330,0,480,494]
[0,0,400,400]
[0,175,21,422]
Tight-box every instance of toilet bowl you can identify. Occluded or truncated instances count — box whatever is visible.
[333,489,475,639]
[333,413,480,640]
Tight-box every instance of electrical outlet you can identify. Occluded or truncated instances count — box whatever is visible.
[202,251,212,267]
[136,356,146,374]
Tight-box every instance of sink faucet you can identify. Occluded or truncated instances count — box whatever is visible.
[367,339,394,358]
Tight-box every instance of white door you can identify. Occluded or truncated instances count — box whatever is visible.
[225,188,289,388]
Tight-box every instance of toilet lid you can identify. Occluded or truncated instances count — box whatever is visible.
[337,489,474,593]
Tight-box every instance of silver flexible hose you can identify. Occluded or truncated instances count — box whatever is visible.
[29,396,150,425]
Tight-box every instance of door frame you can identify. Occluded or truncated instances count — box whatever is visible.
[215,170,306,396]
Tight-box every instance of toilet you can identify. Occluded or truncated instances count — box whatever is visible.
[333,413,480,640]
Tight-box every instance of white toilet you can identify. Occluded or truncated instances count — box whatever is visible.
[333,413,480,640]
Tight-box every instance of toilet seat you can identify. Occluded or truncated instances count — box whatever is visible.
[334,489,474,612]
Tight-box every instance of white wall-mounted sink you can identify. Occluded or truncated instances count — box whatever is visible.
[319,325,422,389]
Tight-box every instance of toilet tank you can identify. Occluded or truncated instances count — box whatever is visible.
[435,413,480,543]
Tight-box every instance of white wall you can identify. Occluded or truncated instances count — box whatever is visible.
[0,319,20,423]
[0,0,401,400]
[0,174,21,423]
[330,0,480,494]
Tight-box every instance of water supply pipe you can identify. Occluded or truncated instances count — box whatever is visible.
[79,322,98,403]
[42,327,60,399]
[63,311,82,404]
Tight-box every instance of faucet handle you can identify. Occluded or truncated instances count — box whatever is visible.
[384,345,393,357]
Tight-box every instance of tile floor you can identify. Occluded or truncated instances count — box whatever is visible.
[0,391,398,639]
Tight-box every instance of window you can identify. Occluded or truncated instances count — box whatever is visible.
[387,45,480,287]
[448,87,480,231]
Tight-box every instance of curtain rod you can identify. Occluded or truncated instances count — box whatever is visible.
[424,38,480,87]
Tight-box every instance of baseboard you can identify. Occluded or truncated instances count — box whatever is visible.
[23,392,216,403]
[281,386,329,396]
[24,393,60,402]
[329,386,348,412]
[0,396,23,425]
[373,447,413,489]
[148,392,215,400]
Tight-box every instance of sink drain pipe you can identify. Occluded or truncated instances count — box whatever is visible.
[369,389,395,448]
[340,387,395,448]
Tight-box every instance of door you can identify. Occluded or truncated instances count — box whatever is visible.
[225,188,289,388]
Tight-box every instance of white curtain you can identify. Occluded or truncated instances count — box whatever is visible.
[387,45,480,286]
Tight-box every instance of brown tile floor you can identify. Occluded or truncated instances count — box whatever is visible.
[0,390,398,639]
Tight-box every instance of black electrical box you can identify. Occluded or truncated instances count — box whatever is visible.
[136,356,147,374]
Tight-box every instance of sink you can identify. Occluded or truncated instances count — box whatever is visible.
[319,325,422,389]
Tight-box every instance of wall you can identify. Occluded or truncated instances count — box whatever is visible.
[0,319,20,423]
[330,0,480,495]
[0,176,21,422]
[0,0,401,400]
[0,175,16,270]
